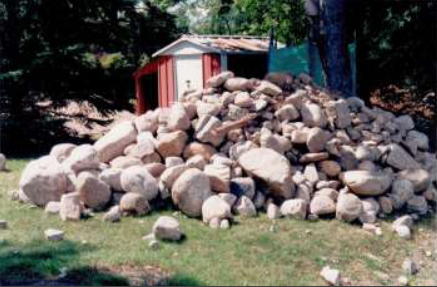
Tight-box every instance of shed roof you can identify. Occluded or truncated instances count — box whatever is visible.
[152,34,274,57]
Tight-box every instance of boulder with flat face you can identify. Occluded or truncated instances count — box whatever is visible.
[60,192,82,221]
[238,148,295,199]
[62,144,100,174]
[156,131,188,158]
[94,121,137,163]
[386,144,421,170]
[76,172,111,210]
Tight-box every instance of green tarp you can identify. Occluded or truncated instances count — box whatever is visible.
[268,42,356,95]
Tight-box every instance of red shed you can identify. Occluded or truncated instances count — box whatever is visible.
[133,34,271,114]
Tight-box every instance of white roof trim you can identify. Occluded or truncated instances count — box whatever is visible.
[152,38,221,57]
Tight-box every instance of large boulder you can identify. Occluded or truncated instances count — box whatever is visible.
[255,80,282,97]
[19,156,68,207]
[120,166,159,201]
[167,103,191,131]
[94,121,137,163]
[50,143,76,163]
[202,195,232,224]
[152,216,183,241]
[206,71,234,88]
[99,168,123,192]
[110,156,143,169]
[195,115,224,146]
[134,111,159,133]
[76,172,111,210]
[237,148,295,199]
[336,193,363,222]
[386,144,421,170]
[301,102,327,128]
[160,165,189,189]
[280,199,307,219]
[172,168,213,217]
[341,170,392,196]
[306,127,329,153]
[126,132,155,160]
[310,195,336,215]
[183,142,216,160]
[390,179,415,209]
[398,169,431,192]
[62,144,100,174]
[224,77,250,91]
[156,131,188,158]
[275,104,299,122]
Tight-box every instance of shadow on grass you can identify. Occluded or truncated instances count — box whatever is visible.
[167,273,204,286]
[0,240,129,286]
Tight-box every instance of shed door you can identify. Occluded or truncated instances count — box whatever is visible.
[175,55,203,100]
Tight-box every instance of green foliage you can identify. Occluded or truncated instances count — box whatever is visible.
[233,0,308,45]
[359,2,436,96]
[0,0,181,114]
[173,0,308,45]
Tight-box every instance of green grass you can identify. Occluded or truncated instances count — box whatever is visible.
[0,159,436,286]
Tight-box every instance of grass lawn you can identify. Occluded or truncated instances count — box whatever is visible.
[0,159,436,286]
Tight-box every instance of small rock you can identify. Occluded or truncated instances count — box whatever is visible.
[220,219,230,229]
[398,275,409,286]
[320,266,341,286]
[0,220,7,229]
[0,153,6,170]
[395,225,412,239]
[209,217,220,229]
[234,196,257,217]
[45,201,61,214]
[152,216,183,241]
[402,258,418,275]
[103,205,122,222]
[319,160,342,177]
[148,239,160,250]
[45,229,64,241]
[267,202,280,219]
[230,177,256,199]
[120,193,150,215]
[59,192,82,221]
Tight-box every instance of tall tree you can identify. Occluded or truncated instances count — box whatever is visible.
[322,0,352,97]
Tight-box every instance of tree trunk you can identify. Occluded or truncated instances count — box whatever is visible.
[323,0,352,97]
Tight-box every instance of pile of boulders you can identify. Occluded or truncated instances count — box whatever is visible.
[14,71,437,234]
